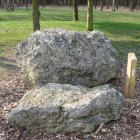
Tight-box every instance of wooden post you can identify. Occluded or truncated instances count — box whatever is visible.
[125,53,137,98]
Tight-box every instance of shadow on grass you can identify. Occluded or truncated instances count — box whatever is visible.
[0,57,16,63]
[0,57,18,71]
[95,22,140,63]
[111,40,140,63]
[0,8,73,22]
[95,22,140,36]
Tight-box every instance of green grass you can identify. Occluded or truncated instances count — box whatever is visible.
[0,7,140,63]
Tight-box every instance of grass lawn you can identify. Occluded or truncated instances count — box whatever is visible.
[0,6,140,63]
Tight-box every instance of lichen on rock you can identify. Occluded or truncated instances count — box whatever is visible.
[16,29,122,87]
[8,83,125,133]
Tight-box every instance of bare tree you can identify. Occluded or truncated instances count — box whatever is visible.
[101,0,104,11]
[73,0,78,21]
[116,0,119,10]
[112,0,115,12]
[25,0,28,10]
[130,0,134,11]
[32,0,40,31]
[106,0,110,9]
[87,0,93,31]
[1,0,14,11]
[94,0,98,9]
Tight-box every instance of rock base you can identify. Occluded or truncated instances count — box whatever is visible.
[8,83,125,133]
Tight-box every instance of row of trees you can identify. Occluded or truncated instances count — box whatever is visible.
[33,0,94,31]
[0,0,140,11]
[1,0,139,32]
[96,0,140,11]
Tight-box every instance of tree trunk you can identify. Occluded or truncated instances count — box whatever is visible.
[42,0,45,7]
[133,0,137,9]
[130,0,134,11]
[6,0,10,11]
[16,0,20,7]
[94,0,98,9]
[26,0,28,10]
[73,0,78,21]
[32,0,40,31]
[106,0,109,9]
[112,0,115,12]
[87,0,93,31]
[1,0,7,9]
[101,0,104,11]
[5,0,14,12]
[11,0,15,11]
[69,0,72,8]
[116,0,119,10]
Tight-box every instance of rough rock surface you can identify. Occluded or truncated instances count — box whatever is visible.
[8,83,125,133]
[16,29,122,87]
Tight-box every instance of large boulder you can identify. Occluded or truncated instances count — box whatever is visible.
[16,29,122,87]
[8,83,125,133]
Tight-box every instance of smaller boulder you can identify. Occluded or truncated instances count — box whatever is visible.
[8,84,125,133]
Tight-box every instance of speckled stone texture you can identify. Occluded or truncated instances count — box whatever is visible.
[8,84,125,133]
[16,29,122,87]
